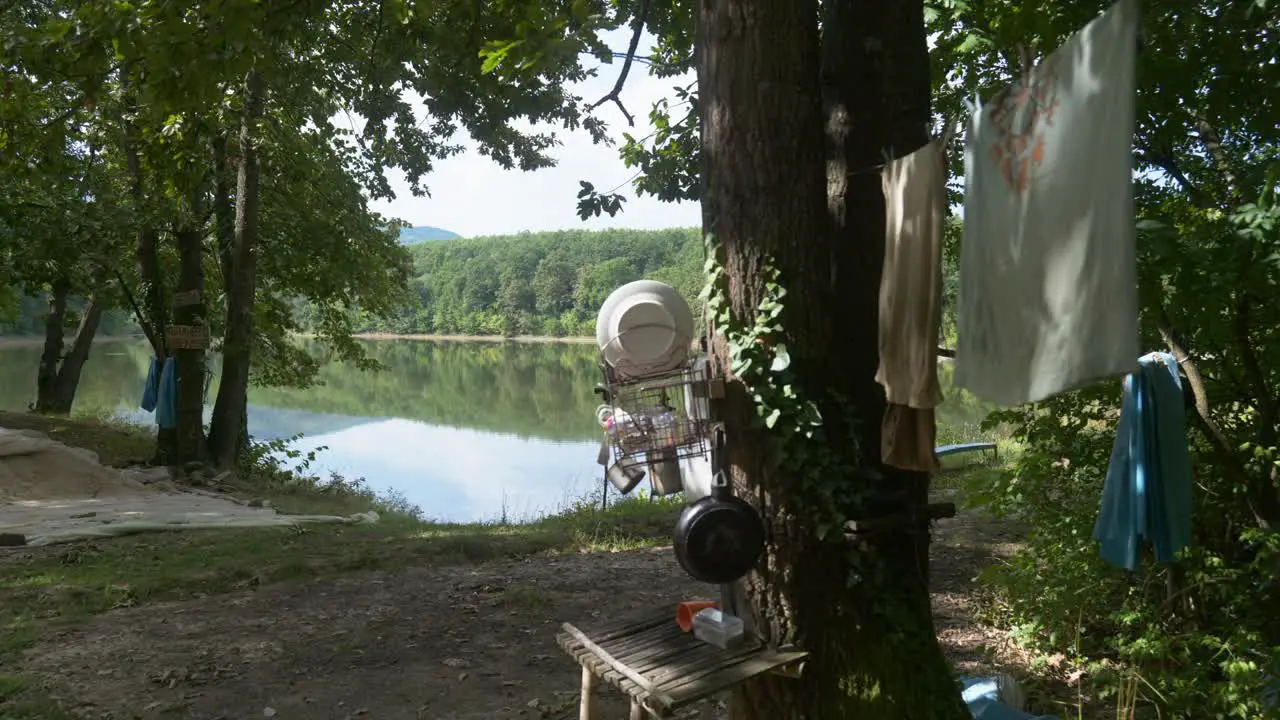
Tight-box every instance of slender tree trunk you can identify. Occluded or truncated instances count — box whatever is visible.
[34,279,70,413]
[48,295,105,412]
[37,295,106,415]
[698,0,969,716]
[209,70,265,469]
[209,131,252,464]
[121,103,175,465]
[35,285,106,415]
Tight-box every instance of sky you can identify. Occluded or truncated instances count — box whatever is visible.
[364,29,701,238]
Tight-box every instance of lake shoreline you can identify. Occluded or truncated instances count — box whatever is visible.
[0,332,596,349]
[0,334,143,349]
[348,332,596,344]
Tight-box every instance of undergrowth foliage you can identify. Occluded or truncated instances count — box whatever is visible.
[972,383,1280,719]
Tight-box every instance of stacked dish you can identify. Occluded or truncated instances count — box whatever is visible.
[595,280,694,379]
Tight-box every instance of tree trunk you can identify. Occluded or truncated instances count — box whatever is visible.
[121,105,176,465]
[209,70,265,469]
[39,296,106,415]
[34,279,70,413]
[35,284,106,415]
[212,133,236,292]
[209,131,252,463]
[173,204,208,467]
[698,0,969,716]
[50,295,105,411]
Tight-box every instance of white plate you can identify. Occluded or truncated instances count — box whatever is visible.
[595,280,693,378]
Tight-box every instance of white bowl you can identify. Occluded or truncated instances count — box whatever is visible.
[595,280,693,378]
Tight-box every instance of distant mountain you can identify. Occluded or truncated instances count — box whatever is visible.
[398,226,461,245]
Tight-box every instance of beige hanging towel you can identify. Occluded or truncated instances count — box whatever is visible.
[876,140,947,472]
[955,0,1141,407]
[881,404,940,473]
[876,140,947,410]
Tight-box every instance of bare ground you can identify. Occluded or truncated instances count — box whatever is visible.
[12,496,1021,720]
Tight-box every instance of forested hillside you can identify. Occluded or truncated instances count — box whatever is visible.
[398,226,461,245]
[0,294,137,337]
[4,224,964,341]
[320,227,706,337]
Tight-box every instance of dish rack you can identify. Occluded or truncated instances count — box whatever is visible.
[600,359,715,465]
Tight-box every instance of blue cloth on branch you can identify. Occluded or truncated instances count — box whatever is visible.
[140,358,159,412]
[155,357,178,430]
[1095,351,1193,570]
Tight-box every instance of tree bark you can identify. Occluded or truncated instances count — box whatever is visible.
[209,70,265,469]
[34,279,70,413]
[49,295,105,412]
[121,102,175,465]
[35,285,106,415]
[698,0,969,716]
[170,152,212,468]
[212,133,236,292]
[172,220,207,467]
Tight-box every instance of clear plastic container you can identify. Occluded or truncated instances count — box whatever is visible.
[691,608,745,649]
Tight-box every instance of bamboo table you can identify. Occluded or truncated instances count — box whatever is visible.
[558,610,807,719]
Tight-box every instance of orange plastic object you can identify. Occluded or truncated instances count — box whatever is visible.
[676,600,719,632]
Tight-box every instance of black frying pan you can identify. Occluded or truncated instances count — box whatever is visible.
[673,426,764,584]
[674,477,765,584]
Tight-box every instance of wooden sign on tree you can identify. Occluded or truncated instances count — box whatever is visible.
[166,324,210,350]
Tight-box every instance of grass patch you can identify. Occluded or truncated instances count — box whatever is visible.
[0,673,71,720]
[0,411,153,467]
[0,496,678,657]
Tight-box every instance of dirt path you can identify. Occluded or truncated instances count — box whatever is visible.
[15,499,1019,720]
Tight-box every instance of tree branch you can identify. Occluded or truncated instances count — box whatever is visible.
[587,0,653,126]
[1235,291,1278,449]
[111,267,159,354]
[1195,115,1241,203]
[1143,144,1216,209]
[1157,309,1278,529]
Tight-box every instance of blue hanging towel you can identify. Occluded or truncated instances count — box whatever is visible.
[140,358,159,412]
[155,357,178,430]
[1094,351,1193,570]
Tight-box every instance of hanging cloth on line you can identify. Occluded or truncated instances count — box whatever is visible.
[1094,351,1192,571]
[877,139,948,472]
[954,0,1142,407]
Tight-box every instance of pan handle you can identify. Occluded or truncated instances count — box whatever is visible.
[710,422,727,470]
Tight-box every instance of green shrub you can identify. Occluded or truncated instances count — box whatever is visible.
[973,383,1280,718]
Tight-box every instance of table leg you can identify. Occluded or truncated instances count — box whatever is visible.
[629,699,646,720]
[580,666,597,720]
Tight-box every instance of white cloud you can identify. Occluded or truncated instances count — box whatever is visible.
[366,29,701,238]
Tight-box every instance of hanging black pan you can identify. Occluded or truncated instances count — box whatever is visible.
[673,427,765,584]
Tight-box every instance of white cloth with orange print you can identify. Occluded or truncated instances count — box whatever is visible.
[955,0,1142,407]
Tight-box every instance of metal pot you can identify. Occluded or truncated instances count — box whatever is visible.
[648,448,683,496]
[673,471,764,584]
[606,461,646,494]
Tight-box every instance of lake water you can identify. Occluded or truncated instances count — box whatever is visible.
[0,339,992,523]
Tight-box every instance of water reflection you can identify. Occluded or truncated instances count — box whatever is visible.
[0,340,996,522]
[0,339,611,522]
